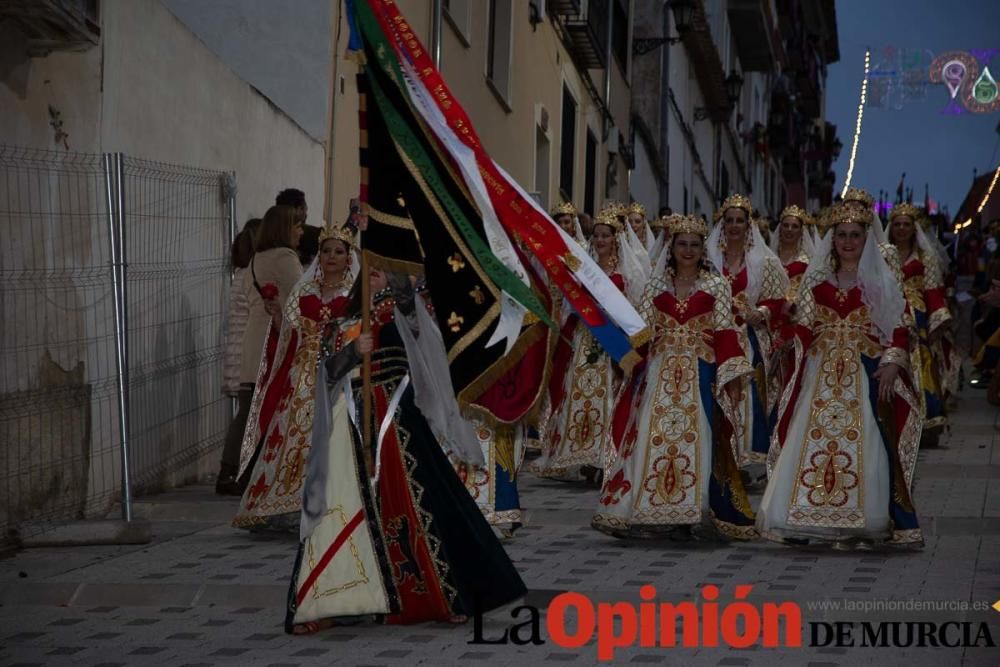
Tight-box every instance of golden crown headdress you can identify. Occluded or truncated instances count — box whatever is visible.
[713,193,753,222]
[318,222,356,247]
[602,200,628,219]
[756,217,773,233]
[665,214,708,238]
[594,208,624,233]
[829,204,873,228]
[627,201,646,217]
[842,187,875,208]
[780,204,812,226]
[889,202,921,222]
[551,201,577,217]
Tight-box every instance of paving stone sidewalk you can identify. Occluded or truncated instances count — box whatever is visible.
[2,392,999,666]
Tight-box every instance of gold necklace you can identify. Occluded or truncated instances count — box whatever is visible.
[672,271,699,314]
[835,269,857,304]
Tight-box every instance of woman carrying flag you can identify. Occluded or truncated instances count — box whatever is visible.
[287,268,525,632]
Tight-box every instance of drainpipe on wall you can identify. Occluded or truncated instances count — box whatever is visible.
[431,0,443,68]
[603,0,615,199]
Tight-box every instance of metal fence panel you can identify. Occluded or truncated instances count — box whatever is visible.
[0,146,121,540]
[0,146,232,543]
[120,156,230,495]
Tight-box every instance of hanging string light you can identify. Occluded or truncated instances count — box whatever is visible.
[954,164,1000,231]
[840,49,870,197]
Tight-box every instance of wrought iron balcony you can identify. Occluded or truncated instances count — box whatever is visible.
[727,0,776,71]
[0,0,100,56]
[563,0,608,69]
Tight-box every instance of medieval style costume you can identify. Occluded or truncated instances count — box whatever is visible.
[233,225,356,530]
[707,194,789,469]
[759,207,923,549]
[532,206,646,482]
[887,203,951,432]
[917,213,961,399]
[287,275,525,632]
[552,201,587,247]
[592,215,757,539]
[768,205,816,424]
[627,201,655,250]
[771,205,815,295]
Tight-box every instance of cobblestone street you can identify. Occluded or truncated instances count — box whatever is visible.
[3,391,999,666]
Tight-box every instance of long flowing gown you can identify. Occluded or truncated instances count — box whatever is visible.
[592,272,757,538]
[899,249,951,431]
[287,292,526,630]
[233,282,351,530]
[769,250,811,426]
[759,276,923,546]
[723,262,786,466]
[532,273,627,479]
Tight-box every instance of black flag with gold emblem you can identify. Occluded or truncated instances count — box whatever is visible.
[357,57,551,424]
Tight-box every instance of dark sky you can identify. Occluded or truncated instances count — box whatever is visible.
[827,0,1000,217]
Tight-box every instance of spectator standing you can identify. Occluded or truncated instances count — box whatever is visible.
[216,218,262,495]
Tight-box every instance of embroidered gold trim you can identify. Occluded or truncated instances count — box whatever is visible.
[369,206,416,230]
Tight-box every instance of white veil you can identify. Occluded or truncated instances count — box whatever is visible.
[803,219,905,345]
[618,225,650,304]
[288,235,359,318]
[884,213,949,270]
[572,217,587,246]
[394,293,484,466]
[769,218,816,257]
[707,217,787,304]
[624,221,652,274]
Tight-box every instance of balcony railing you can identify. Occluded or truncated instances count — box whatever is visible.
[728,0,775,71]
[563,0,609,69]
[0,0,100,56]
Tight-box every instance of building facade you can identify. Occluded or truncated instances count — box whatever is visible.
[629,0,839,219]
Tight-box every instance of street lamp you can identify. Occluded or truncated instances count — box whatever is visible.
[694,70,745,122]
[632,0,695,56]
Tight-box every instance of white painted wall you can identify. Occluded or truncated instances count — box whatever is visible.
[0,0,324,224]
[0,0,325,518]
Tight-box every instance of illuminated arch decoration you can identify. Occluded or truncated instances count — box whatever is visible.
[929,51,1000,114]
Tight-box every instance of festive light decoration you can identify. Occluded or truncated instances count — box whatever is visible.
[930,51,1000,114]
[954,164,1000,232]
[841,50,870,197]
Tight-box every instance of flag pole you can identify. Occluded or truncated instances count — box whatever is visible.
[323,0,343,227]
[329,0,373,474]
[361,240,373,475]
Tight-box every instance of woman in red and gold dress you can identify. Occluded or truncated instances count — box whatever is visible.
[233,224,356,530]
[533,205,645,483]
[759,206,923,549]
[887,203,950,436]
[706,194,788,473]
[592,214,756,539]
[768,205,815,426]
